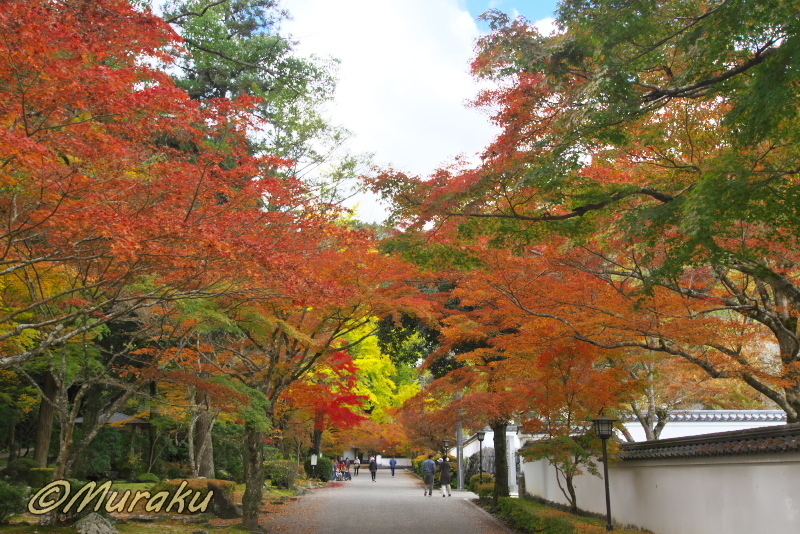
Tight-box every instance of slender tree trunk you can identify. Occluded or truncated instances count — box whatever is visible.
[491,421,509,506]
[196,388,215,478]
[187,390,197,477]
[33,372,57,467]
[147,381,158,472]
[566,473,578,513]
[619,424,636,443]
[242,422,265,530]
[52,423,74,481]
[312,412,324,455]
[6,414,17,464]
[53,385,136,481]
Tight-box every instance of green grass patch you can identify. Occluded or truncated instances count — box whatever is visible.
[495,497,651,534]
[0,527,76,534]
[0,522,247,534]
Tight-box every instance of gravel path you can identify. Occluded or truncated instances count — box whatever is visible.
[264,469,513,534]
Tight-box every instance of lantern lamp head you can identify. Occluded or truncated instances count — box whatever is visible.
[592,415,617,440]
[476,431,485,442]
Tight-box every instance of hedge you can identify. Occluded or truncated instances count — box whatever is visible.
[473,481,495,499]
[495,497,651,534]
[137,472,160,484]
[1,458,39,484]
[468,472,494,492]
[304,455,333,482]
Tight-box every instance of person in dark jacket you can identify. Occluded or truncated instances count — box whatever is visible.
[369,456,378,481]
[389,456,397,477]
[422,455,436,496]
[438,458,452,497]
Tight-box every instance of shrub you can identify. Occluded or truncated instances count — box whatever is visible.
[498,497,574,533]
[28,467,54,488]
[497,497,653,534]
[0,481,27,524]
[162,461,190,480]
[468,472,495,492]
[304,455,333,482]
[119,450,144,480]
[2,457,40,484]
[413,455,432,477]
[137,472,160,484]
[474,481,495,499]
[264,460,299,489]
[215,469,233,480]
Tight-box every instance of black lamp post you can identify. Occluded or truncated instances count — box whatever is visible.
[592,415,617,531]
[476,431,486,483]
[442,439,451,458]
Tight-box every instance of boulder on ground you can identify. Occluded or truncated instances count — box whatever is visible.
[208,481,242,519]
[74,512,118,534]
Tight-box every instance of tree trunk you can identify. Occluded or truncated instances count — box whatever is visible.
[491,421,509,505]
[242,422,265,530]
[147,381,158,472]
[312,412,324,455]
[187,405,197,477]
[33,372,57,467]
[565,472,578,513]
[195,388,215,478]
[53,385,136,481]
[6,413,17,464]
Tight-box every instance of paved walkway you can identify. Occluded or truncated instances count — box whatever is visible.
[264,469,512,534]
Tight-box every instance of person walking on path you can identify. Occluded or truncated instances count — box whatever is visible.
[389,456,397,477]
[266,458,511,534]
[353,457,360,476]
[369,456,378,481]
[438,458,452,497]
[422,454,436,496]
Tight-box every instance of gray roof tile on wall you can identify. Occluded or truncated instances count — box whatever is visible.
[620,423,800,461]
[621,409,787,423]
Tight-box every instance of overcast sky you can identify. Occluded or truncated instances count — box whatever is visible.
[280,0,559,221]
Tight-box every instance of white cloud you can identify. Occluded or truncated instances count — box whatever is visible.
[281,0,500,183]
[534,16,557,36]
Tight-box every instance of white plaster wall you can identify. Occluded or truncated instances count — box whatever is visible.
[520,453,800,534]
[377,457,412,467]
[462,439,481,457]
